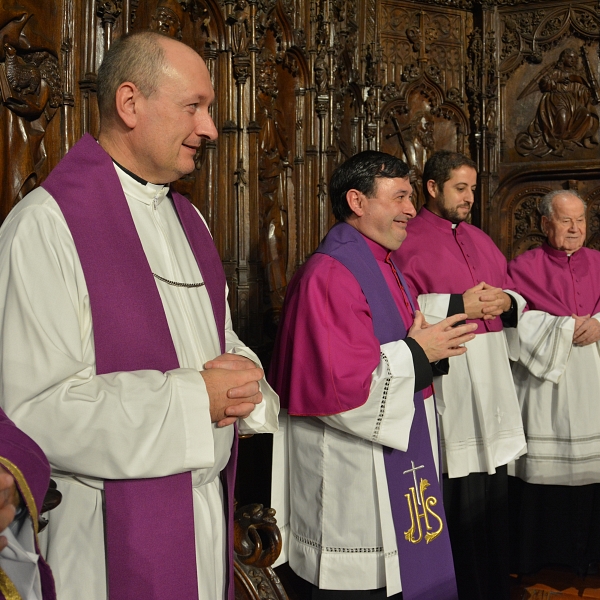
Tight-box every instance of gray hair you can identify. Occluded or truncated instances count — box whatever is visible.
[97,31,168,122]
[539,189,586,219]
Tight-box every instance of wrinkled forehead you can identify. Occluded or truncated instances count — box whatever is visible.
[551,194,586,218]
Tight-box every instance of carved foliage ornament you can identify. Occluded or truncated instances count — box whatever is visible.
[95,0,123,24]
[587,187,600,250]
[500,6,599,76]
[512,189,548,256]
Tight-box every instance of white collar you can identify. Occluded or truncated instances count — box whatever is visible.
[114,163,170,208]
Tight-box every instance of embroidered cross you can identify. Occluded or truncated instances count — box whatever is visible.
[495,406,504,423]
[403,461,425,505]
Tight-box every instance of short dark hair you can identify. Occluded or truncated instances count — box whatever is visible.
[422,151,477,203]
[97,31,168,122]
[330,151,410,221]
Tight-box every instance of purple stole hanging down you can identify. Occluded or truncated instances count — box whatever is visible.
[0,408,56,600]
[317,223,458,600]
[42,133,237,600]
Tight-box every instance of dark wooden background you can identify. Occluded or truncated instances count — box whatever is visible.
[2,0,599,505]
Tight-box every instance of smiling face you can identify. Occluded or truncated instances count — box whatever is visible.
[347,176,416,250]
[130,39,218,183]
[543,193,586,253]
[426,165,477,224]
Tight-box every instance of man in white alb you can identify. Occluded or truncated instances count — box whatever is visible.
[509,190,600,575]
[0,31,278,600]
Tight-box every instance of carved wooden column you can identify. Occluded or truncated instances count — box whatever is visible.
[96,0,122,52]
[229,0,252,340]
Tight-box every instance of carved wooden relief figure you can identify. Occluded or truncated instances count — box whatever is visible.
[150,0,186,40]
[0,2,62,220]
[384,108,434,194]
[257,46,290,321]
[516,47,600,157]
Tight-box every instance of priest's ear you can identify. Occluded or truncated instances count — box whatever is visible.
[346,189,367,217]
[114,81,143,129]
[426,179,439,200]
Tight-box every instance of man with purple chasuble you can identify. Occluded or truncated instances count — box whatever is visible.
[393,151,527,600]
[0,32,279,600]
[0,408,55,600]
[269,151,478,599]
[508,190,600,576]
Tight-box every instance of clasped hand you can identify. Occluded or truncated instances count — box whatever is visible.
[463,282,511,320]
[201,354,264,428]
[572,314,600,346]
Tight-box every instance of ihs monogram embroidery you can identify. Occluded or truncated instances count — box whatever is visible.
[403,461,444,544]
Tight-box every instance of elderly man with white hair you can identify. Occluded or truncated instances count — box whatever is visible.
[508,189,600,575]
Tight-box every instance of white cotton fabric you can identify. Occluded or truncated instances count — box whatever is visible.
[0,165,279,600]
[417,293,527,478]
[512,310,600,485]
[275,339,439,596]
[0,518,42,600]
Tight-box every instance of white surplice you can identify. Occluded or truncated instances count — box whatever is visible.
[417,293,527,478]
[512,310,600,485]
[275,346,439,595]
[0,165,279,600]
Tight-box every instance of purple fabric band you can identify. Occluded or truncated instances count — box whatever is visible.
[0,409,56,600]
[42,134,235,600]
[317,223,458,600]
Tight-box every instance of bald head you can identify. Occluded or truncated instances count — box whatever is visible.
[96,30,217,184]
[97,31,178,124]
[540,191,587,254]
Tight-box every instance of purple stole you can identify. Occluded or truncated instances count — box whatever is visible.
[42,133,237,600]
[317,223,458,600]
[0,409,56,600]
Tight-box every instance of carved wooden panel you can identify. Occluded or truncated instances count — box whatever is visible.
[0,1,65,217]
[489,0,600,257]
[2,0,600,350]
[378,2,472,207]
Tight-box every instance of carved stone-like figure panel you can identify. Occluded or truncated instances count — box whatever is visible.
[0,1,63,220]
[498,0,600,166]
[515,47,599,158]
[256,45,292,325]
[381,84,467,207]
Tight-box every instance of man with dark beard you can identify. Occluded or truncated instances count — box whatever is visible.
[393,150,526,600]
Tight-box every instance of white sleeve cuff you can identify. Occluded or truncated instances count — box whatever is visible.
[417,293,452,324]
[319,340,416,451]
[169,368,215,469]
